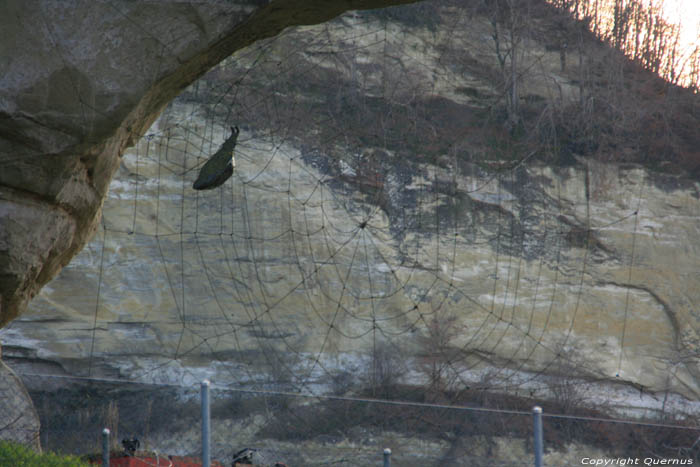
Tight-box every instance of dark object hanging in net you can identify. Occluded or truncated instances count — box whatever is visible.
[193,126,240,190]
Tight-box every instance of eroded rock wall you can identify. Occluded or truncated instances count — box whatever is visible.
[3,0,700,409]
[0,0,419,328]
[6,107,700,411]
[0,0,420,448]
[0,4,698,454]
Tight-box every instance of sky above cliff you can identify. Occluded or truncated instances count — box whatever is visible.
[662,0,700,48]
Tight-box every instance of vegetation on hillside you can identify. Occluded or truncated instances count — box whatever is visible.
[200,0,700,181]
[539,0,700,173]
[434,0,700,175]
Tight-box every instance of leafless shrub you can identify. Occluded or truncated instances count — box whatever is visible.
[539,340,595,415]
[417,311,465,399]
[364,340,407,398]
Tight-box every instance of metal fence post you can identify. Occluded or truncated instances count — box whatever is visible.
[383,447,391,467]
[101,428,110,467]
[201,380,211,467]
[533,406,543,467]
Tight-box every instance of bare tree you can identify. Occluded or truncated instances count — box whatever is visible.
[485,0,533,130]
[418,310,463,397]
[365,340,406,397]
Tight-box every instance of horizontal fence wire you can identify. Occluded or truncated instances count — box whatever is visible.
[15,371,700,430]
[0,372,696,467]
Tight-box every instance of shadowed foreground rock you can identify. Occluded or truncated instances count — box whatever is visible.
[0,359,39,449]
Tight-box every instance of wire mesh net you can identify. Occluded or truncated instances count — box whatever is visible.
[1,0,700,465]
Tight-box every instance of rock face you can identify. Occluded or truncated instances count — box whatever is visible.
[2,1,699,421]
[0,0,419,328]
[0,359,40,449]
[0,0,423,447]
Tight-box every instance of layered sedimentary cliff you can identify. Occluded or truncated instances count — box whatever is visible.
[0,0,421,445]
[2,1,698,423]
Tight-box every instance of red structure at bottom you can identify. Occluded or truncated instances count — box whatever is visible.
[89,454,226,467]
